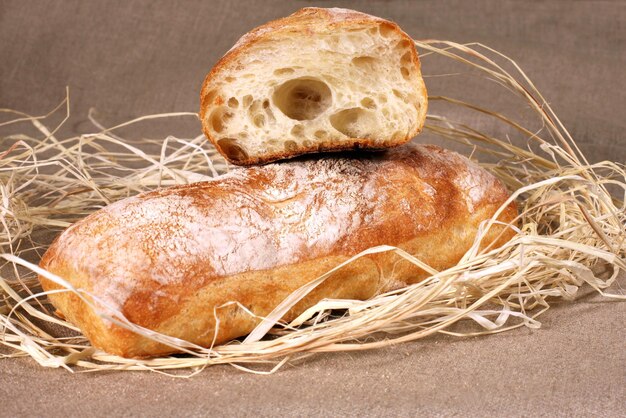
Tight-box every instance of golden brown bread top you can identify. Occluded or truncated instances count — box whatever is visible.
[226,8,390,53]
[40,144,514,331]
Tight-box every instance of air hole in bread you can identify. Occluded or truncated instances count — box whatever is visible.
[243,95,253,108]
[217,138,248,163]
[361,97,376,109]
[227,97,239,108]
[274,67,295,76]
[249,100,261,112]
[253,114,265,128]
[225,76,235,82]
[351,56,378,71]
[330,108,377,139]
[203,90,218,107]
[284,140,298,151]
[400,52,412,66]
[248,100,264,124]
[379,23,395,38]
[392,89,406,99]
[209,107,233,133]
[314,130,328,139]
[401,67,411,80]
[291,125,304,137]
[395,40,412,51]
[303,139,312,147]
[273,77,332,121]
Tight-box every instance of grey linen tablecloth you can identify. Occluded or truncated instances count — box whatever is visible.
[1,1,624,416]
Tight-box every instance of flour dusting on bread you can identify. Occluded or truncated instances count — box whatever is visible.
[42,144,512,322]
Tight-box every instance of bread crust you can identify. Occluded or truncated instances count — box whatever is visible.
[39,144,517,358]
[200,7,428,166]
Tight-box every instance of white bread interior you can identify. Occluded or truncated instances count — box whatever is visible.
[200,8,428,165]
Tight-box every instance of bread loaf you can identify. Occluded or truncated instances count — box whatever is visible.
[38,144,517,358]
[200,7,428,165]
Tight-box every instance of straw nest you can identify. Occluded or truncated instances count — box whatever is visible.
[1,40,624,376]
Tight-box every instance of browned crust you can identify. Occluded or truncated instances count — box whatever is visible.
[39,144,517,358]
[199,7,428,166]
